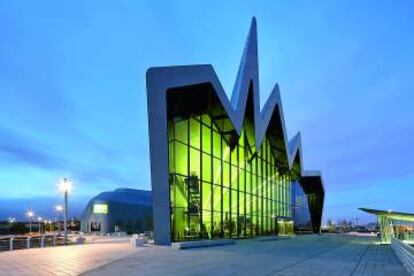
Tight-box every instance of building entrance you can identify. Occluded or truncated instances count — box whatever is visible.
[276,218,294,236]
[90,221,101,232]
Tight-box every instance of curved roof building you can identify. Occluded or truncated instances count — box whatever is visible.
[81,188,152,234]
[146,18,325,245]
[360,208,414,243]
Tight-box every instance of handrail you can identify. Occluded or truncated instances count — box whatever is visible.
[391,238,414,274]
[0,234,69,252]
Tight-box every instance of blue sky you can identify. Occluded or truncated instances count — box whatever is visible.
[1,1,413,223]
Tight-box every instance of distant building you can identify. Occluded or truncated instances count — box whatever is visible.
[80,188,152,234]
[360,208,414,243]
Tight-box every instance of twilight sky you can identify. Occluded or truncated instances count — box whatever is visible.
[1,1,413,223]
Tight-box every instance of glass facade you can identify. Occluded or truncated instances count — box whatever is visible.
[168,113,296,241]
[292,181,312,233]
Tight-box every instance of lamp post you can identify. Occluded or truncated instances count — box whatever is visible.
[27,211,34,234]
[56,205,63,233]
[59,178,72,245]
[38,217,42,235]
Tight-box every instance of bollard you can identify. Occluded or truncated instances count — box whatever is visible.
[40,236,45,247]
[27,236,31,249]
[9,237,13,251]
[53,235,56,246]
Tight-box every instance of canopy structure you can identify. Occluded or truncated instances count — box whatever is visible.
[359,207,414,243]
[300,171,325,233]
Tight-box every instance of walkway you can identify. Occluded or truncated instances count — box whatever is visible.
[0,235,409,275]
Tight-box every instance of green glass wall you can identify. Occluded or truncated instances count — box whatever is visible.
[168,114,293,241]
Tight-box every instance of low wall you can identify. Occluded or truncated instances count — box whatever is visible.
[391,238,414,274]
[171,239,235,249]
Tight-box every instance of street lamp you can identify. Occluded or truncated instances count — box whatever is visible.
[44,219,48,233]
[59,178,72,245]
[56,205,63,233]
[27,211,34,234]
[38,217,42,235]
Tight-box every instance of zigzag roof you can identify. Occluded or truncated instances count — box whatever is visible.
[146,17,318,177]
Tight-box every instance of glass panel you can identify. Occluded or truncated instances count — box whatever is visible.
[169,141,175,173]
[202,153,212,183]
[239,168,245,192]
[231,165,238,190]
[213,131,221,158]
[202,210,211,239]
[175,142,188,175]
[172,207,187,241]
[213,158,221,186]
[223,162,230,187]
[223,187,230,213]
[190,118,200,149]
[190,148,200,177]
[202,125,211,154]
[212,212,221,238]
[213,185,221,212]
[175,119,187,144]
[231,189,238,215]
[239,192,245,215]
[202,181,212,211]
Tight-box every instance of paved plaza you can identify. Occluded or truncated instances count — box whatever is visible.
[0,243,138,276]
[0,235,409,276]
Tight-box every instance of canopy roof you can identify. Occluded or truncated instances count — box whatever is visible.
[300,170,324,196]
[359,207,414,222]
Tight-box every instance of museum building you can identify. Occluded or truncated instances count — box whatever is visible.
[146,18,325,245]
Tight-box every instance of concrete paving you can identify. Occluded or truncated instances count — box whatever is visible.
[0,235,409,276]
[84,235,409,276]
[0,243,138,276]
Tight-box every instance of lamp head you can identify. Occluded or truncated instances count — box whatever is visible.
[58,178,72,193]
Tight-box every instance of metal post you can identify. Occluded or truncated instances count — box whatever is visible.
[40,235,45,247]
[53,235,56,246]
[9,237,13,251]
[27,237,31,249]
[57,212,60,233]
[64,190,68,245]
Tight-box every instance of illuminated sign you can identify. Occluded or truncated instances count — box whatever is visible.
[93,204,108,214]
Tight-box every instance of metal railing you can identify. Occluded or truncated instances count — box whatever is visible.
[391,237,414,274]
[397,233,414,241]
[0,235,69,252]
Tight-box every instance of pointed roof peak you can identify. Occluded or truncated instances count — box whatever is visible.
[292,131,302,141]
[288,132,302,162]
[250,16,257,31]
[246,17,258,52]
[231,17,258,110]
